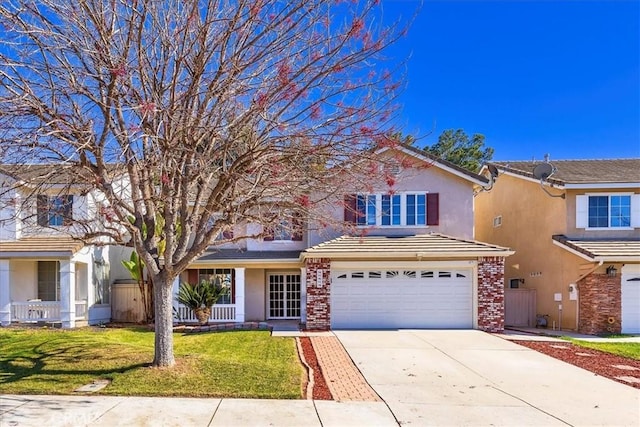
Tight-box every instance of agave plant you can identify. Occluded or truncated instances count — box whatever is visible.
[176,280,228,324]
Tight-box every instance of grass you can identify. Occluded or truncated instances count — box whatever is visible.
[0,327,305,398]
[565,338,640,360]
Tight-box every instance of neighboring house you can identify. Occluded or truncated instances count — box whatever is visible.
[178,145,513,332]
[0,165,121,328]
[475,159,640,335]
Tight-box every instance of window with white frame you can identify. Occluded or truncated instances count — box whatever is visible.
[198,268,233,304]
[37,195,73,226]
[350,192,436,227]
[577,194,639,229]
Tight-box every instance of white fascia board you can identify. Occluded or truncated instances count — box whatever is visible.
[563,182,640,190]
[301,250,514,260]
[331,260,476,269]
[551,239,595,262]
[376,146,488,186]
[593,255,640,262]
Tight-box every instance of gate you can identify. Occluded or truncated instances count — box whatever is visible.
[504,289,536,327]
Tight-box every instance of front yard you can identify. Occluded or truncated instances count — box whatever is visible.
[0,327,305,398]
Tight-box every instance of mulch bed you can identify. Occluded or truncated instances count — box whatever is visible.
[517,341,640,389]
[299,337,332,400]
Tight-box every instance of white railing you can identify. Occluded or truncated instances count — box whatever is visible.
[75,300,88,320]
[175,304,236,323]
[12,301,61,322]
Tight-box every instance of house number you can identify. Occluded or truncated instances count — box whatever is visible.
[316,269,324,288]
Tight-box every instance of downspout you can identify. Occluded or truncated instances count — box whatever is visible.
[573,260,604,330]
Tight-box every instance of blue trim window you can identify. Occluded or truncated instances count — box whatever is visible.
[381,194,401,225]
[589,195,630,228]
[406,194,426,226]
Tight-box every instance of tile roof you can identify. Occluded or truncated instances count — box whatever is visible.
[302,233,513,259]
[0,237,85,258]
[196,249,301,263]
[489,159,640,185]
[552,235,640,262]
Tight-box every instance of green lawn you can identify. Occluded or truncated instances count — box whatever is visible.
[566,338,640,360]
[0,327,305,398]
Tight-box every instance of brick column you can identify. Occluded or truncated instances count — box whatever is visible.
[578,273,621,335]
[305,258,331,330]
[477,257,505,333]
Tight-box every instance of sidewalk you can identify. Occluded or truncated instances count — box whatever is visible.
[0,394,398,427]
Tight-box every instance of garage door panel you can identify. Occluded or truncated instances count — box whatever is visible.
[621,265,640,334]
[331,268,473,329]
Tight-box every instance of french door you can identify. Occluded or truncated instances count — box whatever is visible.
[268,273,301,319]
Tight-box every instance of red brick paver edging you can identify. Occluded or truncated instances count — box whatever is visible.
[310,335,381,402]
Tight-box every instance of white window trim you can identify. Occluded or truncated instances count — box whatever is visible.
[577,192,637,230]
[356,192,430,228]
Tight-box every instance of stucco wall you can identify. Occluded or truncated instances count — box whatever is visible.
[308,151,477,246]
[244,268,265,321]
[565,189,640,239]
[9,260,37,301]
[475,173,583,329]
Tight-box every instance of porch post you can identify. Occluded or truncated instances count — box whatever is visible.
[0,260,11,326]
[60,260,76,328]
[234,268,245,322]
[300,267,307,324]
[172,275,180,324]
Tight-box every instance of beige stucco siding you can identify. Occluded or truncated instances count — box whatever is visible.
[565,189,640,238]
[308,157,477,246]
[476,173,582,329]
[244,268,265,321]
[9,260,37,301]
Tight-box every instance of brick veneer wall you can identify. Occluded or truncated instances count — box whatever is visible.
[305,258,331,330]
[578,273,621,335]
[477,257,505,333]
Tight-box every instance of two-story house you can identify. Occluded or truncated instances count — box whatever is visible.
[475,159,640,335]
[0,164,120,327]
[178,145,514,332]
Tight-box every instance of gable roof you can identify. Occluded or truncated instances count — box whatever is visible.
[301,233,513,260]
[487,159,640,188]
[552,235,640,262]
[378,144,490,186]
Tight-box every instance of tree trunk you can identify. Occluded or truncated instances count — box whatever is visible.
[152,275,175,367]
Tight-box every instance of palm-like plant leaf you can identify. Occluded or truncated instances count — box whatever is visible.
[176,280,228,310]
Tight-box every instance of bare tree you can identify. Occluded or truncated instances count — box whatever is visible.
[0,0,408,366]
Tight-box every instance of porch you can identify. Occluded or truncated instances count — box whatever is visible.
[10,300,89,324]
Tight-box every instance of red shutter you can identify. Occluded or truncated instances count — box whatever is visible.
[426,193,439,226]
[263,225,274,241]
[344,194,357,224]
[187,269,199,285]
[222,229,234,239]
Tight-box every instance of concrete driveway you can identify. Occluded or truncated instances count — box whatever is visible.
[334,330,640,426]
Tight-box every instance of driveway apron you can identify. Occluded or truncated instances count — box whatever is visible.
[334,330,640,426]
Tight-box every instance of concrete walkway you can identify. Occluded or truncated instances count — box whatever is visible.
[0,394,397,427]
[335,330,640,427]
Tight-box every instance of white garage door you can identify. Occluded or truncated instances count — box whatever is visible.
[621,264,640,334]
[331,268,473,329]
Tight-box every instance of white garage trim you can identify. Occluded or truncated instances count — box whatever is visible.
[331,260,476,269]
[621,264,640,334]
[331,266,477,329]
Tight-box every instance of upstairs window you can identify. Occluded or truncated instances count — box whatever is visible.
[264,213,303,241]
[577,194,639,229]
[345,193,438,227]
[37,195,73,226]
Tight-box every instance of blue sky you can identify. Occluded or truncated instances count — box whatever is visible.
[383,0,640,161]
